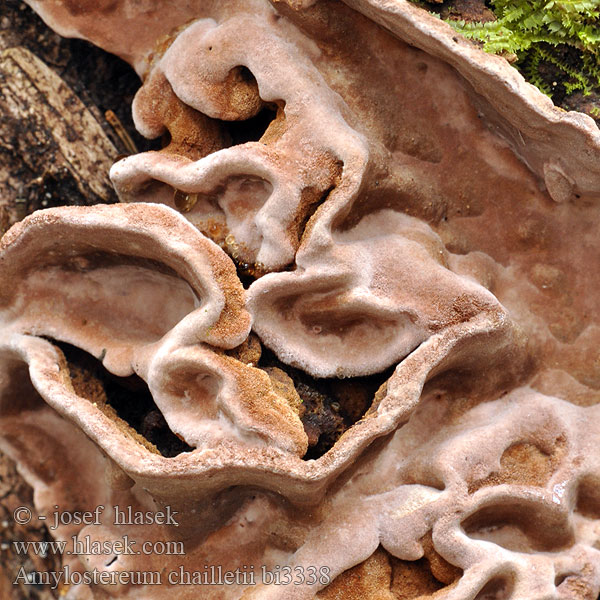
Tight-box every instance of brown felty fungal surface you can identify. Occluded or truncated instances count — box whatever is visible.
[0,0,599,598]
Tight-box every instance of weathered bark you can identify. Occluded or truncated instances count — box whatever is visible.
[0,46,118,235]
[0,452,60,600]
[0,5,143,598]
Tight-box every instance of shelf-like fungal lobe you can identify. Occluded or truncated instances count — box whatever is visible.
[2,0,600,598]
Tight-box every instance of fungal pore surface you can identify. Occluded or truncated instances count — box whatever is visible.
[1,0,600,598]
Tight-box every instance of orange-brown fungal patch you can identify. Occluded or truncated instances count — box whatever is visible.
[5,0,600,598]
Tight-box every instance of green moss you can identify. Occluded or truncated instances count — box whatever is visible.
[438,1,600,102]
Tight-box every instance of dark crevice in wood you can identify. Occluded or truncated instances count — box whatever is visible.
[53,340,193,458]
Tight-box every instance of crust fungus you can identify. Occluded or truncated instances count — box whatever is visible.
[1,0,599,598]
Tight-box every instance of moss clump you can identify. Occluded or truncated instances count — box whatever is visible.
[444,1,600,101]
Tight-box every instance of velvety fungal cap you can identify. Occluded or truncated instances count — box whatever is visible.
[2,0,600,598]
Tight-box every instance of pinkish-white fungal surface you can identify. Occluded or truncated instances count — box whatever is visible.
[1,0,600,598]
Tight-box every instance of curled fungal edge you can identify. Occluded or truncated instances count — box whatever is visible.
[2,0,600,598]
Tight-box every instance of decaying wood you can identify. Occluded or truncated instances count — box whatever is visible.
[0,452,60,600]
[0,205,8,236]
[0,7,140,598]
[0,45,118,233]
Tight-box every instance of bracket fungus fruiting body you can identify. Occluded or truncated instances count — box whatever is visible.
[1,0,600,598]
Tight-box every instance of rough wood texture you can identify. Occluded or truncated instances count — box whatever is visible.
[2,0,600,598]
[0,452,60,600]
[0,5,145,598]
[0,46,118,233]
